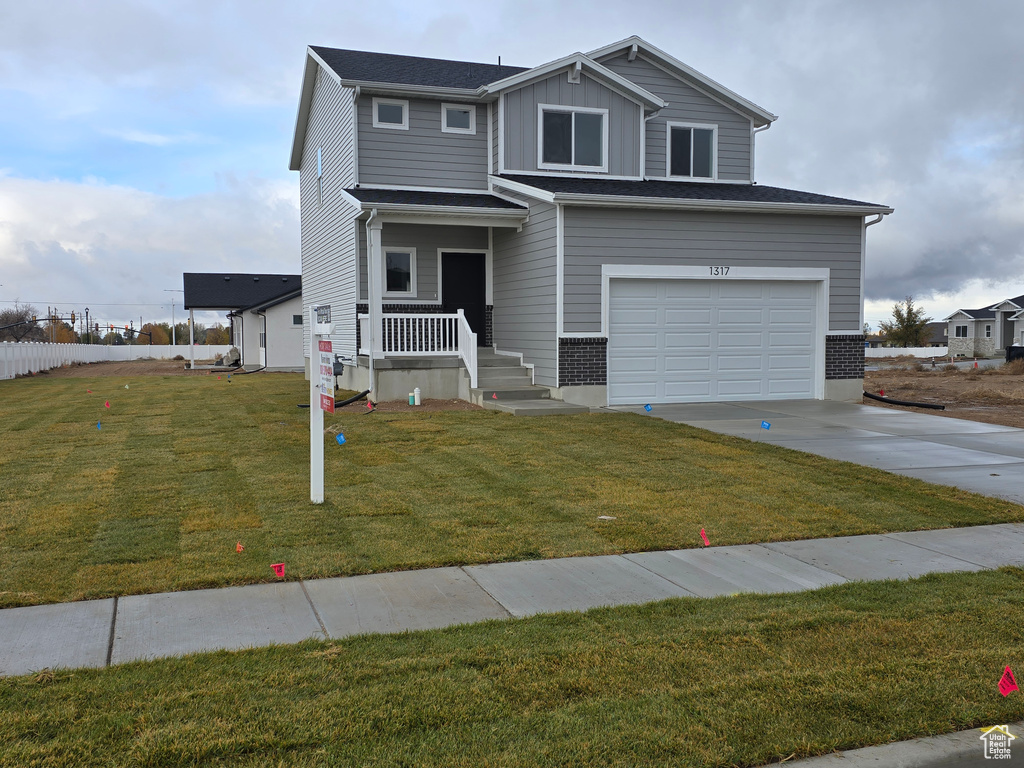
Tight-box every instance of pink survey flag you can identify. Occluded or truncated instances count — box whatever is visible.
[104,400,110,408]
[999,666,1018,696]
[492,392,498,400]
[271,562,285,578]
[700,528,710,547]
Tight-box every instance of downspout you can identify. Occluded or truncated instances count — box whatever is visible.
[365,207,380,398]
[860,213,886,333]
[641,109,661,179]
[352,86,361,187]
[257,309,267,370]
[751,124,771,184]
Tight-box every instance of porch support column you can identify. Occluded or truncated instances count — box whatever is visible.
[188,309,195,369]
[366,209,383,397]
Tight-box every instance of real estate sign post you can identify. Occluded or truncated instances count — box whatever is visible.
[310,305,333,504]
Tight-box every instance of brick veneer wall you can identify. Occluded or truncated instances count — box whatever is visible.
[825,335,865,380]
[558,337,607,386]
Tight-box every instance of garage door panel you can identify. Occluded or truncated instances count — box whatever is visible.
[608,278,820,405]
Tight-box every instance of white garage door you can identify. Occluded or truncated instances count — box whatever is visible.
[608,279,819,405]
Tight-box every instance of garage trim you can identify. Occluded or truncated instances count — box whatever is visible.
[601,265,830,402]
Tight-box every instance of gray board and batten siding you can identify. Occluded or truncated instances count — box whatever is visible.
[356,224,489,303]
[492,199,559,387]
[598,52,753,181]
[300,67,359,360]
[357,95,488,190]
[502,72,642,177]
[561,208,863,334]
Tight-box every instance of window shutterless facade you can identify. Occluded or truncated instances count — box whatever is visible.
[667,122,717,180]
[441,103,475,134]
[372,97,409,130]
[985,324,992,338]
[538,105,608,172]
[955,325,968,338]
[383,248,417,297]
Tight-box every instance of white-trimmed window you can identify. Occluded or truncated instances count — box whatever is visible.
[538,104,608,172]
[985,324,992,338]
[383,248,416,296]
[955,324,968,338]
[667,122,717,180]
[372,97,408,130]
[292,314,303,326]
[441,103,475,134]
[316,147,323,206]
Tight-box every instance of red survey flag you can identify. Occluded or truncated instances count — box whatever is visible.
[999,666,1018,696]
[492,392,498,400]
[700,528,710,547]
[271,562,285,578]
[104,400,110,408]
[86,390,92,393]
[236,542,244,553]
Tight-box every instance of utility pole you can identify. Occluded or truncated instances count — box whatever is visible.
[164,289,184,346]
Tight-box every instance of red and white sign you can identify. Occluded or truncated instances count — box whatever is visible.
[318,339,334,413]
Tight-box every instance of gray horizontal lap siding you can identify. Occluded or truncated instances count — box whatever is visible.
[503,72,641,177]
[492,200,558,386]
[357,224,489,303]
[598,53,752,181]
[300,67,359,360]
[357,96,488,189]
[561,208,863,333]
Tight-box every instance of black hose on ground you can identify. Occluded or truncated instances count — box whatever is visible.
[863,391,945,410]
[297,389,371,409]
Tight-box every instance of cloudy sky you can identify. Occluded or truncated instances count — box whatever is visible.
[1,0,1022,331]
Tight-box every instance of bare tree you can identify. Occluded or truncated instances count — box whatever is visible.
[878,296,933,348]
[0,302,44,342]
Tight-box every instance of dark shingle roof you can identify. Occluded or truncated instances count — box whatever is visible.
[959,308,996,319]
[498,175,889,209]
[310,47,527,90]
[183,273,301,310]
[346,188,527,210]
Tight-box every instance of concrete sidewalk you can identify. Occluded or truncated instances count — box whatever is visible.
[2,522,1024,678]
[611,400,1024,505]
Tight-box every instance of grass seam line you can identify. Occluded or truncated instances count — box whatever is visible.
[299,581,329,638]
[105,596,118,667]
[458,567,515,619]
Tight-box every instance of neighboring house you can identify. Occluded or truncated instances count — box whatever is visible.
[289,36,892,406]
[182,273,304,371]
[924,321,948,348]
[945,293,1024,357]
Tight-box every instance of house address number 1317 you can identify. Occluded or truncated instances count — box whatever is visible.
[709,266,730,276]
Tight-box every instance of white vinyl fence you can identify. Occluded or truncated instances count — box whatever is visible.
[1,342,233,380]
[865,346,949,358]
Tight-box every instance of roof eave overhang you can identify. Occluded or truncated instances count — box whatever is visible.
[481,53,667,111]
[587,36,777,127]
[289,50,325,171]
[943,311,976,321]
[338,79,486,101]
[355,202,528,227]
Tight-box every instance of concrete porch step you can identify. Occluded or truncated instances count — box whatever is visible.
[483,399,592,416]
[475,373,534,388]
[472,386,551,402]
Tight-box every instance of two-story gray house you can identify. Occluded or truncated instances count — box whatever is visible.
[945,294,1024,358]
[289,36,893,408]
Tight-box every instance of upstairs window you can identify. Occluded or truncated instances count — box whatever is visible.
[316,147,323,206]
[668,123,716,180]
[442,103,475,134]
[955,325,968,338]
[383,248,416,296]
[538,105,607,172]
[373,97,408,130]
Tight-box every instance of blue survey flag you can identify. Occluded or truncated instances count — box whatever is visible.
[335,433,346,445]
[97,421,101,430]
[644,404,652,412]
[761,421,771,430]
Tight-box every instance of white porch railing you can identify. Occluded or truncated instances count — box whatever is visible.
[358,311,478,388]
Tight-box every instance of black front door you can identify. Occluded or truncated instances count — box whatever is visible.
[441,252,486,346]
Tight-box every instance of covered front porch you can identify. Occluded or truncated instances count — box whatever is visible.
[337,188,530,402]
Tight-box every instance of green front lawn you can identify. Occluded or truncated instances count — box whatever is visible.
[1,371,1021,607]
[2,568,1023,767]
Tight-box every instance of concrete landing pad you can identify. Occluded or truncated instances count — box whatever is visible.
[304,567,510,638]
[887,524,1024,569]
[0,599,113,676]
[625,545,847,597]
[764,535,986,581]
[911,430,1024,460]
[892,464,1024,504]
[464,555,690,618]
[111,582,323,664]
[768,436,1023,470]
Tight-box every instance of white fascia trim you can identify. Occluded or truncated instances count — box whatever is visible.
[586,36,776,126]
[942,310,976,321]
[988,300,1022,311]
[551,193,894,217]
[643,176,750,185]
[482,53,666,110]
[337,188,364,211]
[486,185,532,209]
[358,203,527,218]
[339,79,481,101]
[368,212,527,229]
[488,175,556,203]
[355,183,491,194]
[665,121,719,181]
[600,264,829,399]
[500,169,643,182]
[289,52,327,171]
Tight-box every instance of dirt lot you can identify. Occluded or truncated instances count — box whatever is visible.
[865,360,1024,428]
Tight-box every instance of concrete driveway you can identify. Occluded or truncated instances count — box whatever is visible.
[609,400,1024,505]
